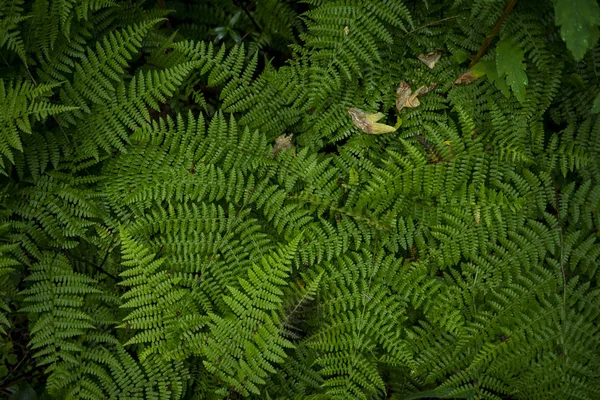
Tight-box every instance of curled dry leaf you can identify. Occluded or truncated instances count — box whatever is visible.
[348,108,396,134]
[273,134,295,157]
[415,83,437,95]
[396,81,416,110]
[418,50,442,69]
[396,81,436,112]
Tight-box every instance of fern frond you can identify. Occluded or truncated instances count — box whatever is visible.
[0,80,78,172]
[20,253,100,368]
[202,237,301,396]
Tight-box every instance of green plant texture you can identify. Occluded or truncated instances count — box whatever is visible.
[1,0,599,399]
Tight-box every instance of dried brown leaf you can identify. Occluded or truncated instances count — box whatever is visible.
[273,134,295,157]
[395,81,413,111]
[414,83,437,96]
[396,82,436,112]
[418,50,442,69]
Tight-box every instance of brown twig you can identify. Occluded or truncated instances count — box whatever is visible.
[240,28,256,42]
[157,0,174,32]
[468,0,519,68]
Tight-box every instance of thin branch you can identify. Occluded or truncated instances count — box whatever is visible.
[404,15,458,37]
[240,28,256,43]
[98,234,117,271]
[232,0,261,33]
[37,244,119,281]
[0,364,44,391]
[468,0,519,68]
[68,252,119,281]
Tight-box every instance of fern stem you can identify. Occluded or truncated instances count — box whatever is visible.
[552,179,568,360]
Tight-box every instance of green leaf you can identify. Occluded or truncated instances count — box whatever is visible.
[7,353,17,364]
[592,92,600,113]
[483,59,510,97]
[229,10,242,26]
[495,38,528,103]
[554,0,600,60]
[230,29,241,43]
[567,73,586,90]
[8,384,37,400]
[450,50,468,65]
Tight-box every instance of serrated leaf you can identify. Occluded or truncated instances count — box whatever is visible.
[495,38,528,103]
[554,0,600,60]
[485,59,511,98]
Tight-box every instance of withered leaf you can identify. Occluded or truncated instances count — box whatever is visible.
[418,50,442,69]
[415,83,437,95]
[395,81,414,110]
[273,134,295,157]
[348,108,396,134]
[396,81,436,112]
[455,70,477,84]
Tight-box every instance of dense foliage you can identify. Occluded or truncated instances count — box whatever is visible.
[1,0,600,398]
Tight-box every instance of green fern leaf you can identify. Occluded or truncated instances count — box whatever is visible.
[202,236,301,396]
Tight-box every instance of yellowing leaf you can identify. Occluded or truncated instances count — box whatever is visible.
[394,117,402,129]
[348,108,396,134]
[455,63,486,85]
[470,62,487,78]
[455,71,476,84]
[418,50,442,69]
